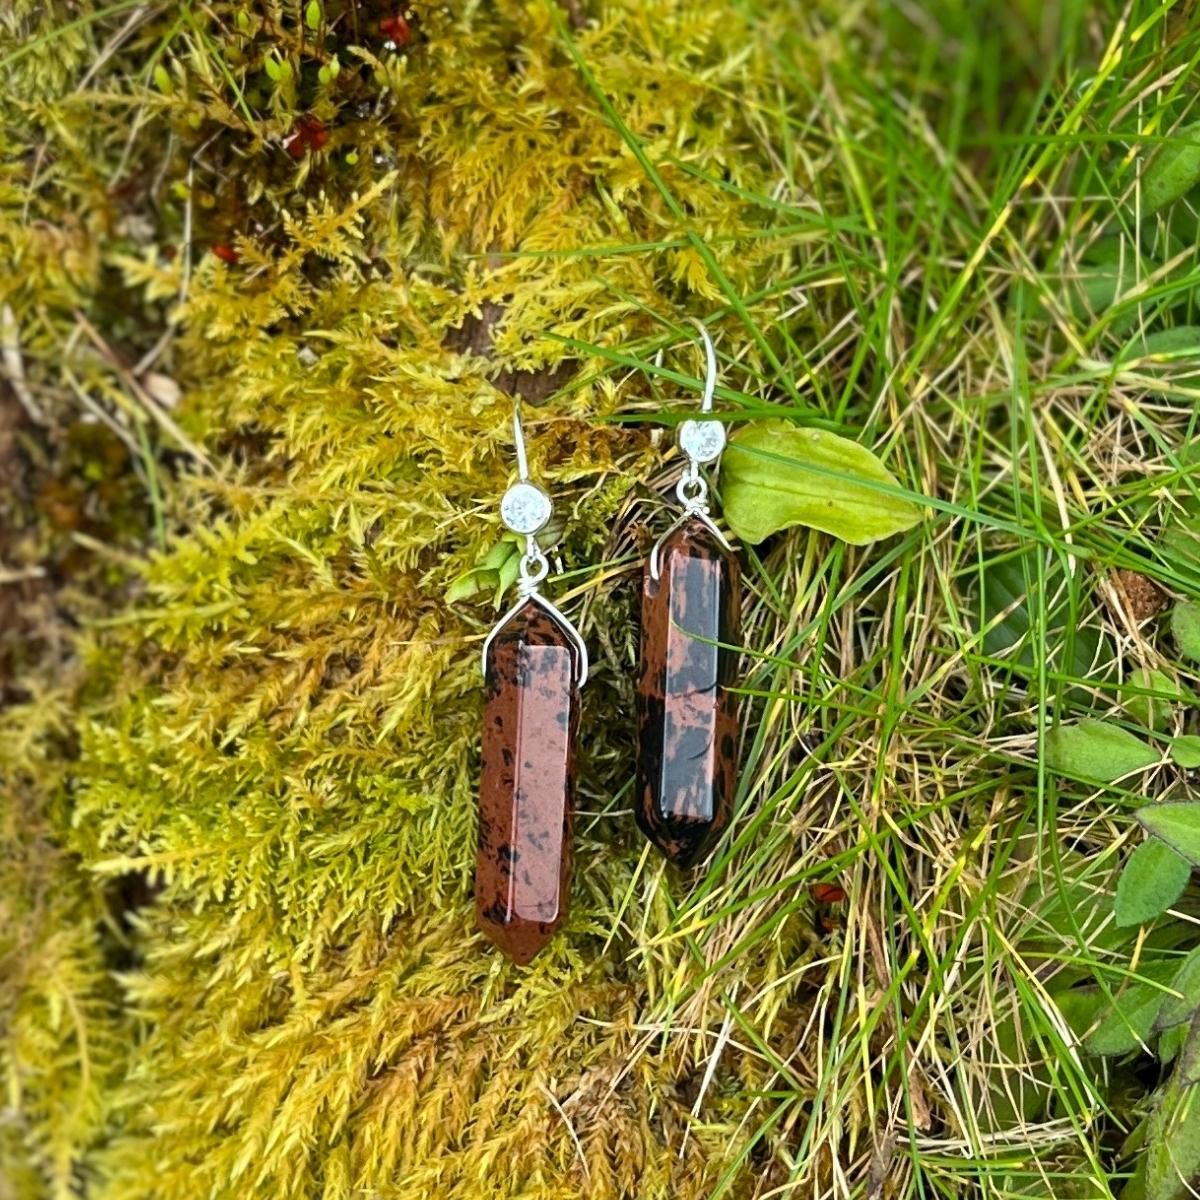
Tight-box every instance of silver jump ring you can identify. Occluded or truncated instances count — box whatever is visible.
[518,548,550,592]
[676,473,708,509]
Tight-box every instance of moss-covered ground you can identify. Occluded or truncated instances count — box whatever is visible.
[5,2,1200,1197]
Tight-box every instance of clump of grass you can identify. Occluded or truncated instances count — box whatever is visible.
[3,2,1200,1199]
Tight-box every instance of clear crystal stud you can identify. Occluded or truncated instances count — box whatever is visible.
[499,481,552,535]
[678,419,726,464]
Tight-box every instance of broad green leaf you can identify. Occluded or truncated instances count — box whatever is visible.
[1159,1021,1188,1065]
[444,572,484,604]
[305,0,322,29]
[1086,979,1169,1056]
[1071,258,1137,323]
[1138,803,1200,866]
[975,551,1108,685]
[1045,719,1159,783]
[1057,961,1184,1057]
[1065,234,1200,335]
[1158,950,1200,1033]
[479,540,514,572]
[1115,839,1190,927]
[1124,667,1181,732]
[984,1009,1052,1129]
[1140,1013,1200,1200]
[495,546,521,603]
[1140,123,1200,216]
[1015,853,1135,984]
[721,421,922,546]
[1126,327,1200,359]
[1173,601,1200,662]
[1172,736,1200,769]
[1055,985,1111,1045]
[1075,263,1126,316]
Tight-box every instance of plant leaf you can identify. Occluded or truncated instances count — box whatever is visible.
[1055,960,1183,1058]
[975,551,1108,685]
[1123,667,1181,732]
[721,421,922,546]
[1172,736,1200,769]
[1086,977,1172,1056]
[1173,601,1200,662]
[1139,122,1200,216]
[1124,327,1200,359]
[1163,525,1200,591]
[1045,719,1159,782]
[1157,950,1200,1033]
[1141,1012,1200,1200]
[495,547,521,604]
[1060,235,1148,334]
[1138,803,1200,866]
[1115,839,1191,927]
[445,571,488,604]
[1160,1021,1188,1065]
[1068,243,1139,325]
[445,540,518,604]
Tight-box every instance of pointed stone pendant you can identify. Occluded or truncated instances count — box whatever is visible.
[636,518,740,868]
[476,600,580,964]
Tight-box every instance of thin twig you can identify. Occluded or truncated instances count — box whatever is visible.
[72,309,215,473]
[540,1083,590,1182]
[1,305,47,425]
[62,366,143,460]
[0,564,47,585]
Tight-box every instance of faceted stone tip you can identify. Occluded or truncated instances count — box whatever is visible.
[476,599,580,965]
[655,823,715,870]
[476,905,551,966]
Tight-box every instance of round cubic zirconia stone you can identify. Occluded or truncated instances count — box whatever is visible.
[499,481,552,534]
[678,418,726,464]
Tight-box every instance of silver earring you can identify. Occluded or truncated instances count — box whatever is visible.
[475,405,587,964]
[636,322,741,868]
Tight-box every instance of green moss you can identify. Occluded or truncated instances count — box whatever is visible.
[3,2,829,1195]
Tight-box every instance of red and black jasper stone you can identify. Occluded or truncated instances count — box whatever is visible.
[477,600,580,964]
[636,518,740,868]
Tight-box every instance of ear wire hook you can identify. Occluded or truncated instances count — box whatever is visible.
[652,319,715,407]
[512,402,531,481]
[691,317,716,414]
[648,319,733,580]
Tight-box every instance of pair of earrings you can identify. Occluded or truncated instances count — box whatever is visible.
[475,325,741,964]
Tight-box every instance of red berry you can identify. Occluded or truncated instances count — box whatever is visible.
[283,116,328,158]
[380,13,412,44]
[211,243,239,264]
[810,882,847,904]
